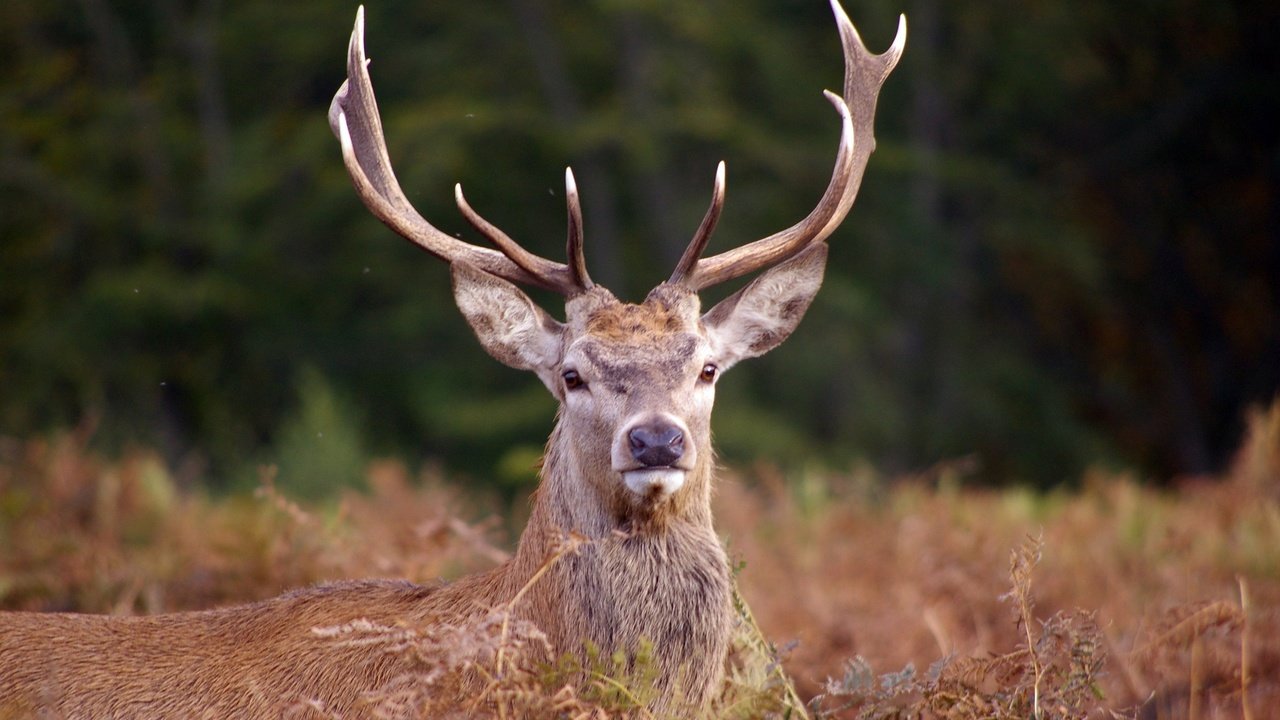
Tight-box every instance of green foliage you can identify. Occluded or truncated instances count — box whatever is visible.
[543,639,663,712]
[267,368,368,500]
[0,0,1275,490]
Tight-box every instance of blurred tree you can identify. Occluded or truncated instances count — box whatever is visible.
[269,367,367,499]
[1052,0,1280,477]
[0,0,1275,489]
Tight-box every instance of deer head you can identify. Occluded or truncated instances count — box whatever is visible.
[329,3,904,534]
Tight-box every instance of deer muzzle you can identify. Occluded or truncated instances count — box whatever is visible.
[615,414,693,499]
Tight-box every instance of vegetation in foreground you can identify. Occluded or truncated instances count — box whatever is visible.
[2,400,1278,718]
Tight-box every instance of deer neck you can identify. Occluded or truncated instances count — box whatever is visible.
[504,418,720,584]
[500,419,731,704]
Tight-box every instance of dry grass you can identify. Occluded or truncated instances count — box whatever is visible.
[721,399,1280,718]
[2,399,1278,718]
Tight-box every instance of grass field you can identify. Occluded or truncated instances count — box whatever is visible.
[2,401,1277,718]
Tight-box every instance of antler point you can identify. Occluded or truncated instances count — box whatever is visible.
[822,89,851,118]
[830,0,861,47]
[828,0,851,25]
[892,14,908,55]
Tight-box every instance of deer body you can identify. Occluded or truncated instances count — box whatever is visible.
[0,580,451,718]
[0,1,903,716]
[1,521,729,717]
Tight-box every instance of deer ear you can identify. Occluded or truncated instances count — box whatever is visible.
[451,262,563,377]
[702,243,827,371]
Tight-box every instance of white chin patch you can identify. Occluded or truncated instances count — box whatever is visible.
[622,469,686,499]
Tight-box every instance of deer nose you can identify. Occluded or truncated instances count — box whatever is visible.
[628,423,684,468]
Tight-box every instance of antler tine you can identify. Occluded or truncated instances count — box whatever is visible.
[673,1,906,292]
[454,184,566,286]
[825,6,907,232]
[668,161,725,286]
[674,92,854,292]
[564,168,593,291]
[329,6,580,295]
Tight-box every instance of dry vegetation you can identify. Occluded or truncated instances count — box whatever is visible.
[2,400,1278,718]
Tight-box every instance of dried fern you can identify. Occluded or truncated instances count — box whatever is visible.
[811,534,1106,720]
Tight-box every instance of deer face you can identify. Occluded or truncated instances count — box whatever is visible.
[559,285,713,505]
[451,244,827,520]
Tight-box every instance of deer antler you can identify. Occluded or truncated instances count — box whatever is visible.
[328,6,590,296]
[667,0,906,291]
[669,161,726,287]
[453,168,593,291]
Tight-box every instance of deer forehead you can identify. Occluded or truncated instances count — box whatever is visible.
[581,299,692,340]
[561,288,708,383]
[569,331,704,383]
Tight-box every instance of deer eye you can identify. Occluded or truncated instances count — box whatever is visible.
[699,363,718,383]
[562,369,585,391]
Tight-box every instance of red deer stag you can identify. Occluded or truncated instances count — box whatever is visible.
[0,1,903,716]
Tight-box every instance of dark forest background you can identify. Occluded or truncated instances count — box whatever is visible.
[1,0,1277,495]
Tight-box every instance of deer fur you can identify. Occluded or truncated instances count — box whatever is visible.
[0,247,828,718]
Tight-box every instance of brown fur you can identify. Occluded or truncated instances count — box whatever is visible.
[585,294,690,340]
